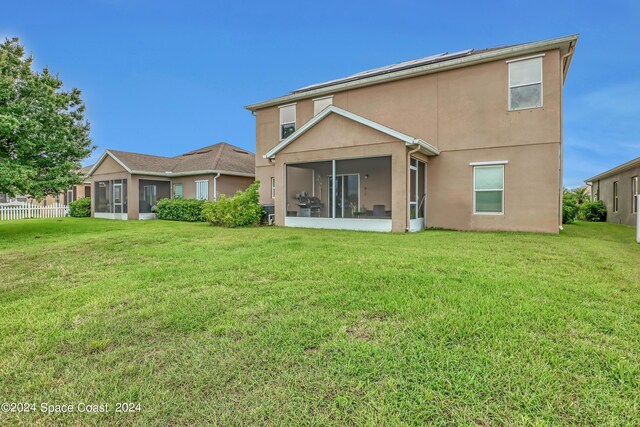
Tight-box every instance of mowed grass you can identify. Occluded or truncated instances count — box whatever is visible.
[0,219,638,426]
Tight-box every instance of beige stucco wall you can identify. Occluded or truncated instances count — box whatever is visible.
[593,166,640,227]
[171,174,252,201]
[427,143,560,232]
[216,175,254,199]
[254,48,564,233]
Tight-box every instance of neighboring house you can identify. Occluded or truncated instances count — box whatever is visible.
[64,164,94,205]
[586,156,639,227]
[86,142,255,220]
[246,35,578,233]
[1,165,93,207]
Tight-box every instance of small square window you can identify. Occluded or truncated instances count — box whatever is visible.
[173,183,183,198]
[313,96,333,115]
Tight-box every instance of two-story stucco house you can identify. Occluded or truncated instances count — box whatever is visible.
[245,35,578,233]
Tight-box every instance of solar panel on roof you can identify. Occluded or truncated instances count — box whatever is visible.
[293,49,474,93]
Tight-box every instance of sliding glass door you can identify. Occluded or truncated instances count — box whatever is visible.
[328,174,360,218]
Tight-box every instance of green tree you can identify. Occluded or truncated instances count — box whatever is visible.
[571,187,590,205]
[0,37,93,199]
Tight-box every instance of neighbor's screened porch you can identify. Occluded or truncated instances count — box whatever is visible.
[284,156,392,231]
[94,179,128,218]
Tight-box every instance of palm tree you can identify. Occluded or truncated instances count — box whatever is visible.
[571,187,590,205]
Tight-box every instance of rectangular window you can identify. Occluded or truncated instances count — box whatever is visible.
[613,181,619,212]
[279,104,296,140]
[474,165,504,214]
[271,177,276,199]
[633,176,638,214]
[313,96,333,115]
[508,56,543,111]
[173,183,183,198]
[195,180,209,200]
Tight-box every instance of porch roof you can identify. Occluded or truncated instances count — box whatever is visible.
[263,105,440,159]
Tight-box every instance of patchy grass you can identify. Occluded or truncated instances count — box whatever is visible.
[0,218,638,426]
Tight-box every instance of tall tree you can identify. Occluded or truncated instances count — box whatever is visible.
[0,37,93,198]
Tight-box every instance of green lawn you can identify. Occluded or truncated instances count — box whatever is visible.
[0,219,638,426]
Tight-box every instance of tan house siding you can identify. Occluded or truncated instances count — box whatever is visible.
[216,175,254,198]
[172,174,215,200]
[254,48,565,233]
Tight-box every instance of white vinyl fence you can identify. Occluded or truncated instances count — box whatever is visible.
[0,203,68,221]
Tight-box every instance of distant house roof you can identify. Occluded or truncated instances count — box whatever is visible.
[245,34,578,111]
[585,157,640,183]
[87,142,255,178]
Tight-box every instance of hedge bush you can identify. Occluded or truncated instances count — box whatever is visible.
[579,200,607,222]
[155,198,207,222]
[562,193,578,224]
[68,197,91,217]
[202,181,264,228]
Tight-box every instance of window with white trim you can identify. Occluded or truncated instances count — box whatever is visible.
[474,165,504,214]
[313,96,333,115]
[632,176,638,214]
[613,181,619,212]
[508,56,543,111]
[173,183,183,198]
[195,180,209,201]
[271,177,275,199]
[279,104,296,140]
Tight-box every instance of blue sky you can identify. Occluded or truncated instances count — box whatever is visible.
[3,0,639,187]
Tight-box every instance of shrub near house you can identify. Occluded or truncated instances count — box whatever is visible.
[580,201,607,222]
[155,198,207,222]
[203,182,264,228]
[69,197,91,217]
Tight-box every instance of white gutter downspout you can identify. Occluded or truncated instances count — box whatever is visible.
[213,173,221,201]
[406,145,421,232]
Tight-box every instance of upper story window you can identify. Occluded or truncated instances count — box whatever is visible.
[279,104,296,140]
[508,56,543,111]
[313,96,333,115]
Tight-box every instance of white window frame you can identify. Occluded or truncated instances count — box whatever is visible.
[195,180,209,201]
[279,103,296,140]
[507,54,544,111]
[67,189,74,204]
[632,176,638,214]
[472,163,506,215]
[313,95,333,116]
[271,177,276,199]
[173,183,183,198]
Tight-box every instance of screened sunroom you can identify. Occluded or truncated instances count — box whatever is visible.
[284,156,393,231]
[94,179,128,220]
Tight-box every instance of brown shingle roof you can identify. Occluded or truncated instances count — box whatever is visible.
[99,143,255,177]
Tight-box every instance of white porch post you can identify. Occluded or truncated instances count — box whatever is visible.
[331,159,336,219]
